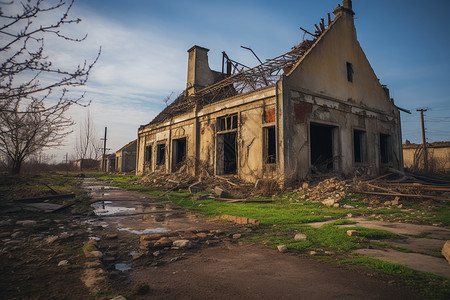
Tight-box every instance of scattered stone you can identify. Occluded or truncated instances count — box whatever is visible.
[189,181,204,194]
[277,245,288,253]
[442,240,450,264]
[105,233,118,239]
[153,251,161,257]
[0,220,12,227]
[333,203,340,208]
[89,251,103,258]
[140,240,154,250]
[232,234,242,239]
[343,204,355,209]
[347,213,353,218]
[220,215,260,226]
[196,232,208,239]
[132,283,150,295]
[11,231,22,238]
[0,232,10,238]
[322,198,335,207]
[16,220,37,227]
[397,204,403,209]
[309,251,317,256]
[384,201,392,206]
[324,251,335,255]
[141,233,164,241]
[391,197,400,206]
[294,233,307,242]
[85,261,102,268]
[347,230,359,237]
[172,239,192,248]
[58,260,70,266]
[45,236,58,244]
[154,237,172,248]
[302,182,309,190]
[132,252,144,260]
[214,186,230,198]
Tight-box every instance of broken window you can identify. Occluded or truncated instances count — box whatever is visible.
[264,126,276,164]
[380,134,391,164]
[310,123,337,171]
[145,145,152,164]
[353,130,366,163]
[346,62,353,82]
[218,114,238,131]
[156,143,166,165]
[172,138,186,170]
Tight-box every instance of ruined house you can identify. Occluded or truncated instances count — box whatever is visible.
[115,140,137,172]
[137,0,404,185]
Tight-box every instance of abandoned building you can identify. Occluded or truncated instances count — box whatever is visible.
[137,0,404,184]
[115,140,137,172]
[100,154,116,173]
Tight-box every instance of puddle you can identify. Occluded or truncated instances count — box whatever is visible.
[91,201,136,216]
[117,227,169,235]
[115,262,131,271]
[129,251,136,256]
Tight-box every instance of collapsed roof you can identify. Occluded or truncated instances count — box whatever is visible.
[143,14,333,128]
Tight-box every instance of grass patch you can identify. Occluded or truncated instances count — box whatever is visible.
[97,174,141,183]
[339,257,450,299]
[332,219,357,225]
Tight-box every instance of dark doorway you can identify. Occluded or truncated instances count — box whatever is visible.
[223,132,237,174]
[353,130,366,163]
[310,123,334,171]
[380,134,391,164]
[173,138,186,170]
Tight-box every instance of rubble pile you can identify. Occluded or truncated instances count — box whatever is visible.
[298,178,350,207]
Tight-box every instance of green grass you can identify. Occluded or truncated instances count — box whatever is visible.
[97,174,141,182]
[339,257,450,299]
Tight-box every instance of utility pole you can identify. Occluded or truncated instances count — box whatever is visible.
[102,127,107,172]
[416,109,428,172]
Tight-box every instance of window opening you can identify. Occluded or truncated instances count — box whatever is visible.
[380,134,391,164]
[145,145,152,164]
[346,62,353,82]
[218,114,238,132]
[156,143,166,165]
[265,126,276,164]
[353,130,366,163]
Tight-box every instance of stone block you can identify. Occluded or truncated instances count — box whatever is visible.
[214,186,230,198]
[173,239,192,248]
[347,230,359,237]
[294,233,307,241]
[189,181,204,194]
[277,245,288,253]
[154,237,172,248]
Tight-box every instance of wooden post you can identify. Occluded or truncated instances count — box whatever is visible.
[416,109,428,172]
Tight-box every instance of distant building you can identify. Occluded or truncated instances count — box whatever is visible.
[137,0,404,184]
[71,158,99,170]
[100,154,116,173]
[115,140,137,172]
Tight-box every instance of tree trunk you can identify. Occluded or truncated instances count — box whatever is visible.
[11,159,22,175]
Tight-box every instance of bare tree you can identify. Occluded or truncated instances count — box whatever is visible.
[0,0,100,174]
[74,110,101,171]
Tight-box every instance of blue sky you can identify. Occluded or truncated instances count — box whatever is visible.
[33,0,450,161]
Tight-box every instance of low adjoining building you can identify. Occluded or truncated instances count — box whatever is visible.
[115,140,137,172]
[137,1,404,185]
[403,141,450,172]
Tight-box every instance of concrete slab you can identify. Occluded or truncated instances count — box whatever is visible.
[354,248,450,279]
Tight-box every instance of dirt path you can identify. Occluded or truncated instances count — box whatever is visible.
[83,179,423,299]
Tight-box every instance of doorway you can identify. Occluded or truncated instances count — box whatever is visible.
[172,138,186,171]
[217,132,237,174]
[310,123,337,172]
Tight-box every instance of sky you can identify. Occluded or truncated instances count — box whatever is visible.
[9,0,450,162]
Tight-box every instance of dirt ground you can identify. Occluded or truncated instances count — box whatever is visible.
[0,178,443,299]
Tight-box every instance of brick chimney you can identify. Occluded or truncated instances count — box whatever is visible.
[333,0,355,17]
[186,46,215,95]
